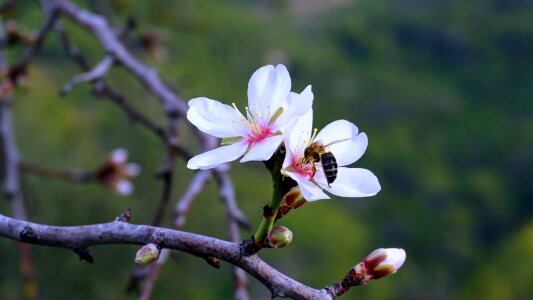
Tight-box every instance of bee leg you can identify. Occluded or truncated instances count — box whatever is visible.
[309,164,317,181]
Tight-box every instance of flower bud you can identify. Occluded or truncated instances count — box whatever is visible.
[268,226,293,248]
[276,187,307,220]
[356,248,406,280]
[135,243,160,265]
[98,148,140,196]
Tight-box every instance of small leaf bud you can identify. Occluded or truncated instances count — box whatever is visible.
[268,226,293,248]
[135,243,160,265]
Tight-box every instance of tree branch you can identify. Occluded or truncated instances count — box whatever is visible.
[0,212,335,300]
[60,54,114,95]
[7,7,58,84]
[214,165,251,300]
[19,160,95,182]
[50,0,187,116]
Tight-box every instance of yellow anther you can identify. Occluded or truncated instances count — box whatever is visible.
[308,128,318,146]
[232,102,238,110]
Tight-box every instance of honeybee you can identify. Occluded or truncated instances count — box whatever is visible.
[303,139,349,186]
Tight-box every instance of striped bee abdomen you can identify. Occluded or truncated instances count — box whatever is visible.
[320,152,338,186]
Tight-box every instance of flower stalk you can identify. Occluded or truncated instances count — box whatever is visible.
[252,154,285,247]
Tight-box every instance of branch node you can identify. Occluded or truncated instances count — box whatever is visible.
[240,238,261,257]
[204,256,221,269]
[151,231,166,248]
[115,208,132,223]
[74,247,94,264]
[19,226,38,243]
[262,204,275,218]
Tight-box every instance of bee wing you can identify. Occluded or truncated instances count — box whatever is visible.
[324,138,351,148]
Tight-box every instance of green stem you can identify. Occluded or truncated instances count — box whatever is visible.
[253,161,284,246]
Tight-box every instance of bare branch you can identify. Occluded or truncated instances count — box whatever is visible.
[214,166,251,230]
[7,8,58,84]
[54,25,171,145]
[20,160,95,182]
[60,54,114,95]
[50,0,187,116]
[0,212,336,300]
[214,165,251,299]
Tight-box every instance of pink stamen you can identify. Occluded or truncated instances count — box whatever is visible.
[289,152,314,178]
[245,123,273,145]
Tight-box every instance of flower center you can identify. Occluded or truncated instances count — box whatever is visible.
[232,102,279,145]
[246,123,272,144]
[289,151,315,178]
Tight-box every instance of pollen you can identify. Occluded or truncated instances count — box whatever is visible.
[228,102,275,145]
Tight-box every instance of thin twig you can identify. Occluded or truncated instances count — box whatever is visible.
[7,7,58,84]
[19,160,95,182]
[213,165,251,300]
[214,166,251,230]
[92,81,168,141]
[60,54,114,95]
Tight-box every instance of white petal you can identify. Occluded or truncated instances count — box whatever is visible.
[125,163,141,177]
[187,97,247,138]
[115,180,133,196]
[284,171,329,201]
[240,135,284,162]
[285,109,313,155]
[110,148,128,165]
[314,120,367,166]
[384,248,406,270]
[187,142,248,170]
[273,85,313,129]
[315,167,381,197]
[247,64,291,118]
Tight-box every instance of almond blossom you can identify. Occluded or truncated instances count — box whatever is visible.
[281,110,381,201]
[187,64,313,170]
[97,148,141,196]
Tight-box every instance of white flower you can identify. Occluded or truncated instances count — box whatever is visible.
[281,109,381,201]
[187,64,313,170]
[99,148,140,196]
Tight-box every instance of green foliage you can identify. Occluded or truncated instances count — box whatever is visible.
[1,0,531,299]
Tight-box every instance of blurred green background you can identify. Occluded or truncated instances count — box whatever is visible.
[1,0,532,299]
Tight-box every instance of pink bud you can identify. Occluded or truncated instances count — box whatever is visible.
[357,248,406,280]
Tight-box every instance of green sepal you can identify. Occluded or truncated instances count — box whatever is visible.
[221,136,243,145]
